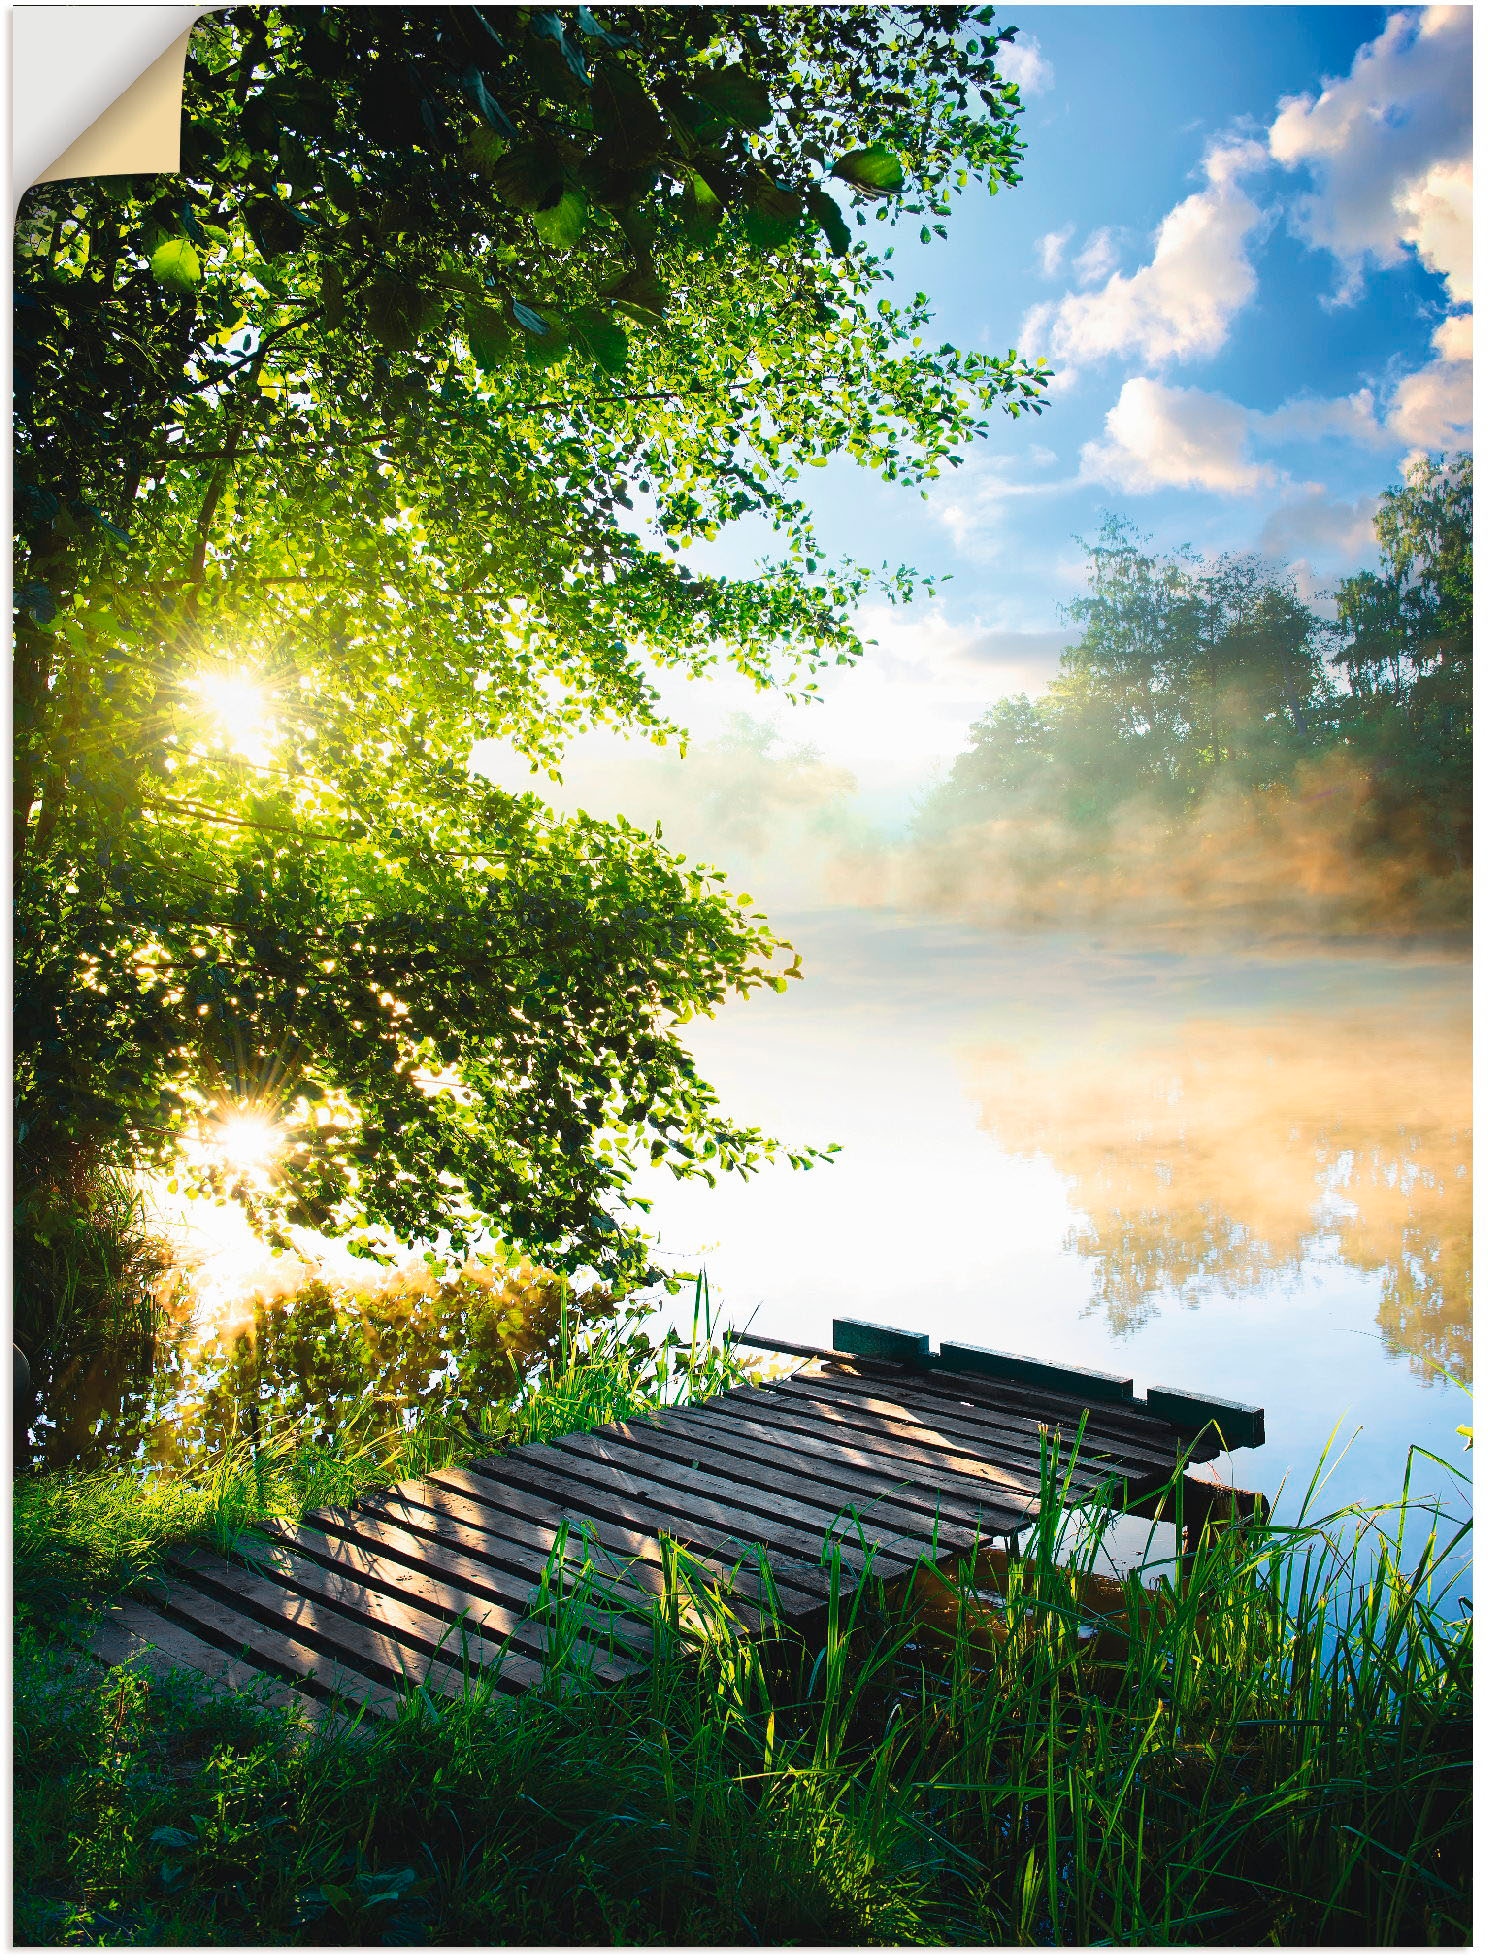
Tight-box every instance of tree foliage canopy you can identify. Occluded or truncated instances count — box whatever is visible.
[15,5,1047,1283]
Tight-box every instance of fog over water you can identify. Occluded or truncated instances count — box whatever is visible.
[484,718,1473,1527]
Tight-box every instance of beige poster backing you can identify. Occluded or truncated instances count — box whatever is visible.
[30,17,200,183]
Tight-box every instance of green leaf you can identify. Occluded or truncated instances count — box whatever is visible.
[805,188,851,256]
[148,237,201,291]
[511,299,550,337]
[16,581,57,626]
[602,266,667,318]
[573,306,628,374]
[681,171,725,244]
[741,182,802,252]
[245,196,309,259]
[690,61,771,130]
[575,6,632,49]
[529,10,590,84]
[524,328,569,368]
[462,65,521,142]
[366,275,441,352]
[532,189,588,250]
[490,144,565,214]
[463,300,514,371]
[831,144,905,198]
[150,1826,198,1849]
[590,58,669,161]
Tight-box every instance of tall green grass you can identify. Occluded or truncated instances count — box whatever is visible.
[15,1403,1471,1944]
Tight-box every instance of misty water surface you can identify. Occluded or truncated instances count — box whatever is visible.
[630,908,1471,1524]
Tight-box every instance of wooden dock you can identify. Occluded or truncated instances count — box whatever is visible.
[87,1323,1265,1721]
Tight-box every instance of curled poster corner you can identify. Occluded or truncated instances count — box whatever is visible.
[15,6,207,193]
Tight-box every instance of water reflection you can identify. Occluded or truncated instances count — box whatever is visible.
[964,1004,1471,1382]
[25,1260,614,1476]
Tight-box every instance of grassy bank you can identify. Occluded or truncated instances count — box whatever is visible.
[14,1322,1472,1945]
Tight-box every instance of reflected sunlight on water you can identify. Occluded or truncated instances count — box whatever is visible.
[30,909,1471,1536]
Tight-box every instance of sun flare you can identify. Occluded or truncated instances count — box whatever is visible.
[192,670,274,762]
[211,1110,285,1174]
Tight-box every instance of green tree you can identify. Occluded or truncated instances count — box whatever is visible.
[922,518,1332,837]
[15,6,1047,1287]
[1332,452,1471,869]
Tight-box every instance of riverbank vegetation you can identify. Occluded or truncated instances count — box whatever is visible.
[915,453,1471,937]
[16,1323,1472,1945]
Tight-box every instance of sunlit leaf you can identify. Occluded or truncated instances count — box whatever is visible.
[831,144,905,197]
[691,61,771,130]
[533,189,587,250]
[148,236,200,290]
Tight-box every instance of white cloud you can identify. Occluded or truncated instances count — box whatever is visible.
[1020,137,1270,372]
[1251,386,1387,448]
[1393,156,1472,303]
[999,34,1053,96]
[1036,225,1072,278]
[1081,377,1276,495]
[1269,6,1473,303]
[1256,490,1382,567]
[1073,228,1120,287]
[1432,310,1473,364]
[1387,311,1473,448]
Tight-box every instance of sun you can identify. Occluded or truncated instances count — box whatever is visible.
[191,670,274,763]
[211,1110,285,1174]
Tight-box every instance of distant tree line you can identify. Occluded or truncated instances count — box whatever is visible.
[921,453,1471,893]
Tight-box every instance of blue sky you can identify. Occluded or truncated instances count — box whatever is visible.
[485,5,1472,828]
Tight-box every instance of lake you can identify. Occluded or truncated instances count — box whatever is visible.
[626,907,1471,1532]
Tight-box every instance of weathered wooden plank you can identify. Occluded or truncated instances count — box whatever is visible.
[667,1400,1036,1529]
[831,1317,932,1364]
[766,1370,1101,1464]
[779,1373,1178,1480]
[822,1359,1190,1458]
[752,1377,1121,1487]
[814,1364,1178,1461]
[557,1420,976,1557]
[142,1577,398,1716]
[209,1538,561,1687]
[164,1546,535,1699]
[1145,1385,1265,1450]
[88,1600,323,1721]
[929,1366,1192,1448]
[303,1499,654,1637]
[269,1520,649,1677]
[738,1380,1153,1500]
[350,1480,661,1609]
[541,1430,940,1574]
[347,1477,652,1608]
[412,1466,817,1622]
[935,1340,1136,1404]
[459,1442,901,1589]
[610,1405,1025,1542]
